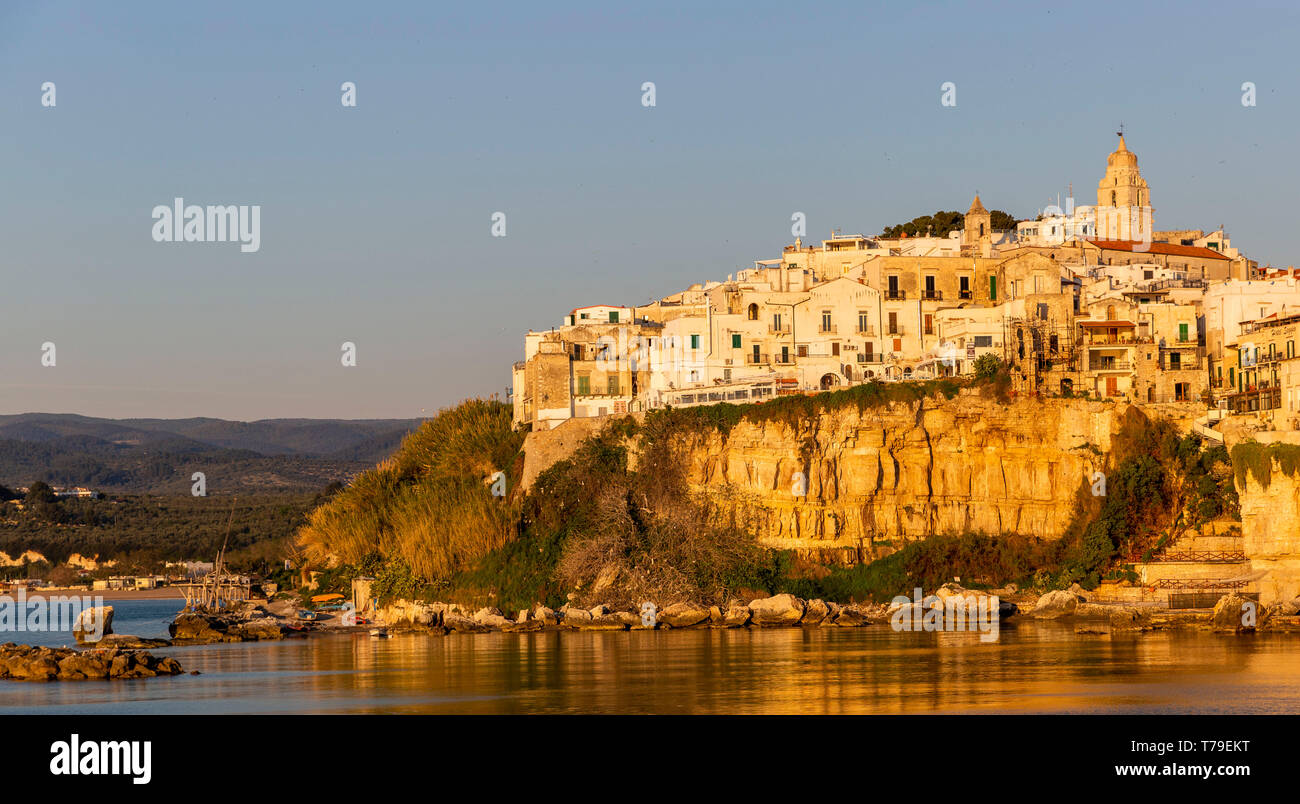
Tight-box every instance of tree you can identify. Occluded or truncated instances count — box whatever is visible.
[973,354,1003,381]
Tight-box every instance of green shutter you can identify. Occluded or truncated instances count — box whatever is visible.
[691,334,700,349]
[731,334,741,349]
[609,311,619,323]
[989,276,997,301]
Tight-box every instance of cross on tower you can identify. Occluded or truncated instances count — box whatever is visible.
[1116,122,1125,138]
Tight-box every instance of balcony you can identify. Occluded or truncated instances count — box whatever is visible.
[855,325,876,336]
[884,290,907,301]
[921,289,943,301]
[774,354,795,365]
[855,353,880,363]
[818,325,838,334]
[886,327,904,336]
[1089,359,1132,372]
[745,353,769,365]
[958,289,973,300]
[768,325,791,335]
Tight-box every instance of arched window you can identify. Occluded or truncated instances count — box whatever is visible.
[747,303,758,320]
[1106,305,1116,320]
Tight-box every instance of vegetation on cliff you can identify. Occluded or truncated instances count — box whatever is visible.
[1231,440,1300,491]
[295,395,1242,611]
[297,400,524,589]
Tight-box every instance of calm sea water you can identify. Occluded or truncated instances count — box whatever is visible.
[2,604,1298,714]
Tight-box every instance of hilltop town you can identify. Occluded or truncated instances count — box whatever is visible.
[512,136,1299,439]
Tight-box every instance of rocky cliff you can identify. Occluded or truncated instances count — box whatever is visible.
[1225,429,1300,605]
[650,390,1123,563]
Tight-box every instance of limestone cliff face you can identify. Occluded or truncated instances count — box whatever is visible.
[649,391,1125,563]
[1228,432,1300,605]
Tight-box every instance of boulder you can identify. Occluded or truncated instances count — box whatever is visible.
[532,605,559,627]
[169,613,231,643]
[832,605,873,627]
[1030,590,1081,619]
[659,602,710,628]
[95,634,171,649]
[559,605,592,628]
[1212,593,1269,633]
[229,618,285,641]
[73,606,114,644]
[748,594,805,626]
[468,607,513,630]
[723,604,751,627]
[57,653,110,680]
[801,599,830,626]
[444,613,493,633]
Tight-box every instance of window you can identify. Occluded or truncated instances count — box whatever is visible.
[821,310,832,332]
[924,314,933,335]
[1178,323,1189,343]
[888,312,898,335]
[609,311,619,323]
[773,313,782,331]
[1289,341,1295,359]
[974,335,992,348]
[888,276,899,297]
[1037,303,1049,321]
[831,342,840,356]
[1169,352,1181,370]
[731,333,741,349]
[858,311,869,332]
[864,342,874,361]
[796,345,807,358]
[607,376,620,395]
[724,368,732,381]
[747,303,758,320]
[752,344,760,362]
[577,375,590,395]
[690,334,700,349]
[783,346,792,362]
[989,276,997,301]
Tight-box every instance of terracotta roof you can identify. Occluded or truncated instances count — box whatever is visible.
[1089,240,1229,260]
[1078,320,1137,327]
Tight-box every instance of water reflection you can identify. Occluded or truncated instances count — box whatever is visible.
[0,623,1295,714]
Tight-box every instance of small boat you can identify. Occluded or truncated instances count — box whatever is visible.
[296,609,318,621]
[369,627,390,638]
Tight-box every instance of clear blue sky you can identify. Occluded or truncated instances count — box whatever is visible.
[2,0,1297,419]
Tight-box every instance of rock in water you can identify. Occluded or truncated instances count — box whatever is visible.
[73,606,114,644]
[659,602,710,628]
[1030,590,1081,619]
[748,594,805,626]
[1212,593,1268,633]
[801,599,830,626]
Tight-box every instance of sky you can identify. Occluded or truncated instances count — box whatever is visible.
[2,0,1299,420]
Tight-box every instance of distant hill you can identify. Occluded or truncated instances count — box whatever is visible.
[0,413,425,494]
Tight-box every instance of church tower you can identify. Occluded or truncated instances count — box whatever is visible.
[1095,134,1153,241]
[962,194,991,250]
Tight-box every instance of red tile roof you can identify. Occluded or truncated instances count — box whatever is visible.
[1089,240,1229,260]
[1078,320,1137,327]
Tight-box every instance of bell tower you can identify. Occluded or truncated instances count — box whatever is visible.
[962,193,991,249]
[1096,132,1153,241]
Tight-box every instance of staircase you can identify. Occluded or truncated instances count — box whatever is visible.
[1133,519,1254,607]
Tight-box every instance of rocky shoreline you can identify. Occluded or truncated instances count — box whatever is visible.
[0,643,185,682]
[374,587,1300,637]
